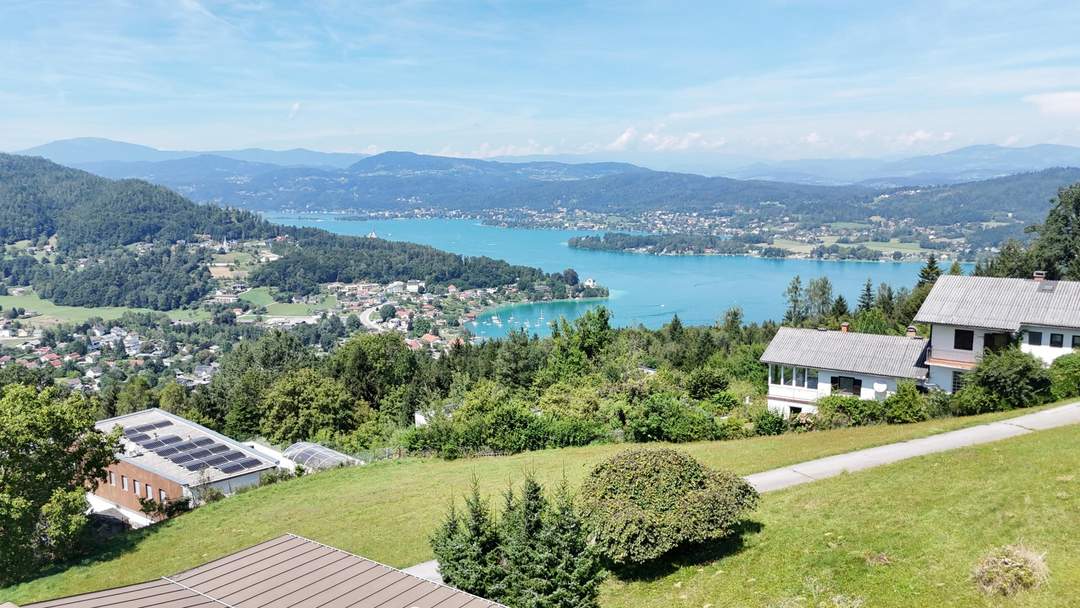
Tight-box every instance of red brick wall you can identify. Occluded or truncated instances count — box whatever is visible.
[94,460,185,515]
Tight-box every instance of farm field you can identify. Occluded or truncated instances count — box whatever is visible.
[2,405,1066,606]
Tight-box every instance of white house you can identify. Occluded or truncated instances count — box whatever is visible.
[914,272,1080,393]
[760,325,929,417]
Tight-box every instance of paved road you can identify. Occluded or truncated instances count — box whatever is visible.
[403,402,1080,583]
[359,304,386,332]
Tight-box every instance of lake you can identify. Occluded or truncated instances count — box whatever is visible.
[266,214,934,338]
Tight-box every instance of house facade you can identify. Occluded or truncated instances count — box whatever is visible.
[914,273,1080,392]
[92,408,278,527]
[760,326,929,416]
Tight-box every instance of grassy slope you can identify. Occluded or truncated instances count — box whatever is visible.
[1,407,1059,605]
[603,424,1079,607]
[0,291,208,325]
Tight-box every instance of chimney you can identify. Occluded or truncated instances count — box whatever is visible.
[840,322,850,333]
[906,325,918,338]
[1033,270,1047,282]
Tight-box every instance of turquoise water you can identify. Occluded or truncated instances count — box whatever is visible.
[266,214,934,338]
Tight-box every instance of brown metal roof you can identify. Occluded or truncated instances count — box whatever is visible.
[21,534,503,608]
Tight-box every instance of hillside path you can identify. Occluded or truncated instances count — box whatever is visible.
[403,401,1080,583]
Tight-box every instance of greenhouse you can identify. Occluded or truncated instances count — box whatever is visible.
[283,442,360,471]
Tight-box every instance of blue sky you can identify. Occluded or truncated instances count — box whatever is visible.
[3,0,1080,161]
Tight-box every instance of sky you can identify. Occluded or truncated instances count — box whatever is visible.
[3,0,1080,162]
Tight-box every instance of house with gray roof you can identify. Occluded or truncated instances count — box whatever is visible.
[914,272,1080,392]
[760,325,929,416]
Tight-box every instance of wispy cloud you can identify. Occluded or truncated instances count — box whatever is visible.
[1024,91,1080,117]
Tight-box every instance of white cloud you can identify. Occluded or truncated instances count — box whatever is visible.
[1001,134,1021,146]
[894,129,955,146]
[288,102,301,119]
[1024,91,1080,116]
[801,131,824,145]
[605,127,637,151]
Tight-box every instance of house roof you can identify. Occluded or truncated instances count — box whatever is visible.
[96,408,277,488]
[914,275,1080,331]
[20,534,503,608]
[760,327,929,380]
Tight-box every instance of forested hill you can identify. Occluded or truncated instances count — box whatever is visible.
[0,154,276,252]
[0,154,593,309]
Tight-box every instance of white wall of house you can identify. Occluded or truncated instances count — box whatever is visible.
[765,364,903,417]
[928,324,986,365]
[86,492,155,528]
[1019,324,1080,365]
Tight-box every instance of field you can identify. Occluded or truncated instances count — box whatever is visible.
[239,287,338,317]
[863,238,934,254]
[0,291,208,325]
[2,406,1066,606]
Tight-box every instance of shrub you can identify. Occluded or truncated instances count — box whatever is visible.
[950,384,1005,416]
[969,348,1052,409]
[579,448,758,566]
[972,544,1049,596]
[925,389,954,418]
[816,394,883,427]
[706,391,741,414]
[883,381,929,423]
[543,415,609,447]
[625,393,717,443]
[687,366,729,400]
[1049,351,1080,400]
[753,408,786,436]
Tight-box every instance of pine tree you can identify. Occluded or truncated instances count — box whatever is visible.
[783,276,807,325]
[431,480,502,597]
[857,278,874,312]
[917,254,942,287]
[830,294,850,318]
[535,481,605,608]
[948,260,964,275]
[495,476,549,607]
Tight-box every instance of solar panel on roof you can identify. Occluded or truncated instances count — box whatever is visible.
[237,458,263,469]
[207,444,230,454]
[192,437,215,447]
[188,448,213,459]
[158,435,181,445]
[127,433,150,443]
[170,454,195,464]
[222,451,246,462]
[123,428,141,437]
[152,420,173,429]
[132,423,158,433]
[172,441,198,452]
[218,462,245,474]
[183,461,209,471]
[204,455,228,466]
[155,447,179,457]
[142,440,164,450]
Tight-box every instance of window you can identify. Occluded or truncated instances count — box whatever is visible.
[953,371,967,392]
[1028,331,1043,346]
[146,484,153,499]
[133,480,141,496]
[795,368,806,387]
[108,471,116,486]
[770,364,781,385]
[789,406,802,416]
[1050,333,1064,348]
[807,369,819,390]
[785,366,796,386]
[831,375,862,396]
[1073,335,1080,349]
[953,329,974,351]
[121,476,129,491]
[159,489,168,502]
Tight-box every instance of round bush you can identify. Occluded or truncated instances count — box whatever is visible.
[1049,352,1080,401]
[579,448,758,566]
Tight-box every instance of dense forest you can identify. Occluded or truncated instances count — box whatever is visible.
[0,154,593,309]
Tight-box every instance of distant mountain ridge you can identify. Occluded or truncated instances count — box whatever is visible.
[18,137,368,169]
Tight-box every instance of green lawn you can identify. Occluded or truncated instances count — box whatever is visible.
[239,288,338,317]
[0,291,207,325]
[1,406,1063,605]
[863,238,933,254]
[602,424,1079,607]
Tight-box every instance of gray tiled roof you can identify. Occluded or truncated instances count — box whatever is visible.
[760,327,929,380]
[22,534,503,608]
[914,275,1080,331]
